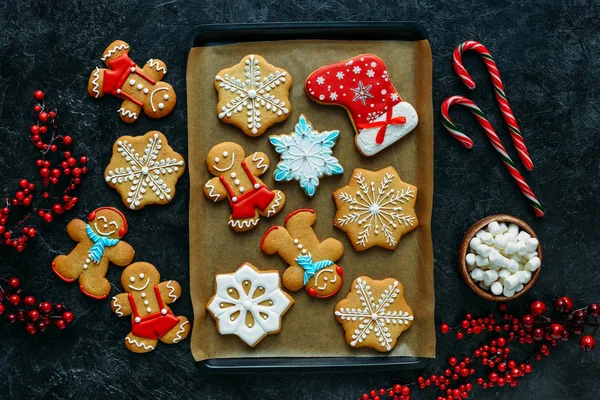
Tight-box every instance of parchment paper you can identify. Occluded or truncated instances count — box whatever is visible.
[187,39,434,361]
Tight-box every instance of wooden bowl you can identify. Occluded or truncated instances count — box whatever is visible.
[459,214,542,301]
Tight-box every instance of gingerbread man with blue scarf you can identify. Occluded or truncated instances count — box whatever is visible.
[261,209,344,298]
[52,207,135,299]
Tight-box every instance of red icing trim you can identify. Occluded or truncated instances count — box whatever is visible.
[128,288,180,339]
[260,226,279,252]
[51,261,76,283]
[357,111,407,144]
[307,287,317,297]
[284,208,315,223]
[79,285,108,300]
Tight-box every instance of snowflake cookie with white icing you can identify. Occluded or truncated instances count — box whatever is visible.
[333,167,418,251]
[269,114,344,197]
[215,54,292,136]
[206,262,294,347]
[111,262,191,353]
[105,131,185,210]
[88,40,176,123]
[335,276,414,352]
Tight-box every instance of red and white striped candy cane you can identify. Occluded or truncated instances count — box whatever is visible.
[453,41,534,171]
[441,95,544,217]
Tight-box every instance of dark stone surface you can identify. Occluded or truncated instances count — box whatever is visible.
[0,1,598,399]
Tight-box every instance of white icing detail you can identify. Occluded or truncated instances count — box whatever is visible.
[213,153,235,172]
[234,179,240,185]
[222,151,229,157]
[141,293,146,298]
[116,89,121,94]
[128,278,150,291]
[146,307,152,313]
[139,273,145,279]
[293,239,299,244]
[101,43,129,61]
[129,79,136,86]
[251,152,268,173]
[172,321,189,343]
[134,317,141,323]
[150,87,168,112]
[351,81,374,106]
[239,187,245,193]
[112,297,123,316]
[105,133,184,210]
[232,197,237,203]
[356,101,418,156]
[129,276,135,283]
[130,67,136,73]
[230,172,236,178]
[163,94,169,100]
[166,280,178,301]
[335,278,413,350]
[265,191,283,218]
[207,262,291,346]
[144,300,149,305]
[216,55,289,134]
[253,183,260,189]
[227,218,259,229]
[125,336,154,350]
[117,108,138,120]
[316,268,335,291]
[82,264,88,270]
[158,103,164,110]
[143,88,149,94]
[94,221,116,237]
[137,84,143,90]
[147,58,166,74]
[302,249,307,254]
[161,308,167,315]
[205,181,220,202]
[91,67,101,98]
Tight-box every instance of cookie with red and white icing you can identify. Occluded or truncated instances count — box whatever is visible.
[305,54,418,156]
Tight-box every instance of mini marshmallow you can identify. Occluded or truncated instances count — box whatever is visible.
[520,270,533,284]
[487,262,500,271]
[504,242,518,255]
[491,282,503,295]
[503,274,520,290]
[479,281,491,290]
[475,255,489,267]
[470,237,482,250]
[488,221,501,235]
[515,283,524,293]
[507,259,520,273]
[524,251,538,260]
[483,270,499,286]
[493,234,507,250]
[476,244,492,257]
[516,242,528,256]
[503,286,516,297]
[525,257,541,272]
[498,222,508,233]
[507,223,519,234]
[489,250,502,264]
[509,253,522,263]
[504,231,518,243]
[499,269,511,280]
[466,253,476,266]
[526,238,539,252]
[517,231,531,242]
[475,230,486,239]
[470,268,485,282]
[481,232,494,245]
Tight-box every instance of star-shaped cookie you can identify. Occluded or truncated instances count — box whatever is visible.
[333,167,418,251]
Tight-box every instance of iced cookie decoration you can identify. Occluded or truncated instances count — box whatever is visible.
[269,114,343,197]
[333,167,418,251]
[105,131,185,210]
[335,277,414,352]
[203,142,286,232]
[110,262,191,353]
[206,262,293,347]
[305,54,418,156]
[261,209,344,298]
[215,54,292,136]
[52,207,134,300]
[88,40,176,123]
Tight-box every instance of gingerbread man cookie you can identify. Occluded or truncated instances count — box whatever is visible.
[261,209,344,298]
[203,142,286,232]
[88,40,176,123]
[52,207,134,300]
[215,54,292,136]
[305,54,418,156]
[110,262,191,353]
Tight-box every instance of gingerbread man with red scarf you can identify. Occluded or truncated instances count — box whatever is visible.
[88,40,176,123]
[305,54,418,156]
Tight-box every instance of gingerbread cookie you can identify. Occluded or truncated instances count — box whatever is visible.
[88,40,176,123]
[305,54,418,156]
[105,131,185,210]
[203,142,286,231]
[269,114,343,197]
[206,262,293,347]
[52,207,134,299]
[215,54,292,136]
[333,167,418,251]
[335,277,414,352]
[110,262,190,353]
[261,209,344,298]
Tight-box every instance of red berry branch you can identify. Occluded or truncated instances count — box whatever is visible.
[0,277,74,335]
[1,90,87,251]
[357,298,598,400]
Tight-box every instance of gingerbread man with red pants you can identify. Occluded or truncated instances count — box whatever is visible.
[203,142,286,231]
[111,262,190,353]
[88,40,176,123]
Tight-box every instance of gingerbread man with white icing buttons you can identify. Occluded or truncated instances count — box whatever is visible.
[110,262,191,353]
[52,207,135,300]
[88,40,176,123]
[261,209,344,298]
[203,142,286,232]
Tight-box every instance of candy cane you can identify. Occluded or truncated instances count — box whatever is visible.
[441,96,544,217]
[453,41,534,171]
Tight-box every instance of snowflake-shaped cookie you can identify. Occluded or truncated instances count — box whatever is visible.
[269,114,344,197]
[206,262,294,347]
[335,277,414,352]
[333,167,418,251]
[105,131,185,210]
[215,54,292,136]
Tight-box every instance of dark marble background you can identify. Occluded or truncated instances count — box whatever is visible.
[0,0,599,399]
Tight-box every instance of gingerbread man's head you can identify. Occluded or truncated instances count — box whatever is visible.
[120,262,161,294]
[88,207,128,240]
[205,142,246,177]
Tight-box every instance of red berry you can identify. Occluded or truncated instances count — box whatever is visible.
[80,156,87,164]
[50,144,58,152]
[43,213,53,223]
[39,302,52,314]
[8,294,20,306]
[574,309,586,322]
[38,112,48,122]
[48,111,56,119]
[401,387,410,396]
[28,310,40,321]
[461,320,470,329]
[34,90,44,101]
[33,105,42,113]
[72,167,81,177]
[39,125,47,134]
[40,167,50,177]
[23,296,36,306]
[62,135,72,146]
[489,372,498,382]
[588,303,600,318]
[26,323,37,335]
[55,319,67,330]
[580,335,596,352]
[521,314,534,328]
[27,228,36,238]
[6,313,16,323]
[68,157,76,167]
[30,125,40,135]
[54,303,65,314]
[52,204,63,215]
[51,168,61,178]
[550,323,564,340]
[456,332,464,340]
[529,301,547,317]
[448,357,457,366]
[7,277,20,288]
[393,384,402,394]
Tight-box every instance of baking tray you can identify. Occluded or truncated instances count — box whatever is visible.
[188,22,431,373]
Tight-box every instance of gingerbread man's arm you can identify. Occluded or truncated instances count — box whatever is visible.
[111,293,132,317]
[204,177,228,202]
[141,58,168,83]
[157,280,182,305]
[101,40,131,67]
[66,219,88,242]
[106,241,135,267]
[244,152,270,177]
[317,238,344,263]
[117,99,143,124]
[261,226,299,266]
